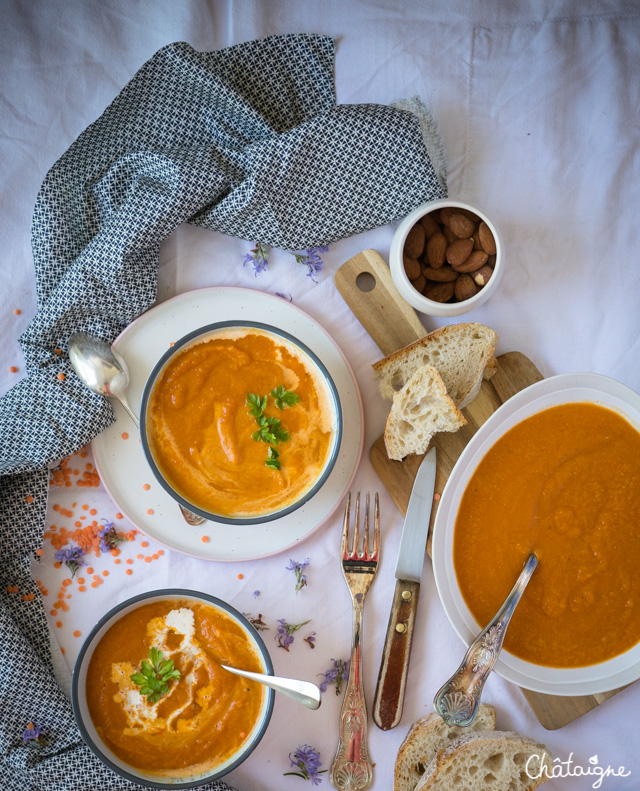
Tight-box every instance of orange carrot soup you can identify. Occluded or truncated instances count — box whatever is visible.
[145,328,336,518]
[86,599,265,778]
[454,402,640,668]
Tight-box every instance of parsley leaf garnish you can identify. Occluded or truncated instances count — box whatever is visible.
[252,413,287,444]
[265,447,281,470]
[271,385,301,410]
[247,387,298,468]
[247,393,268,418]
[130,647,181,704]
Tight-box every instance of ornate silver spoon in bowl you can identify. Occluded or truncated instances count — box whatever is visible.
[221,665,322,710]
[434,552,539,727]
[67,332,206,527]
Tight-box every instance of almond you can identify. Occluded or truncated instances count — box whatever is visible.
[426,231,447,268]
[472,229,484,250]
[411,273,427,293]
[424,280,455,302]
[448,212,476,238]
[455,273,478,301]
[420,212,441,238]
[439,206,456,226]
[478,221,497,255]
[443,225,458,244]
[403,254,421,281]
[456,208,480,222]
[451,249,488,273]
[423,264,459,282]
[446,238,474,268]
[473,264,494,287]
[404,223,426,258]
[487,254,496,268]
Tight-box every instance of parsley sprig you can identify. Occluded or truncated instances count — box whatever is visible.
[247,386,300,468]
[271,385,301,410]
[266,447,281,470]
[130,647,181,704]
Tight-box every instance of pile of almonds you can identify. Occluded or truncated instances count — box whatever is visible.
[403,207,497,303]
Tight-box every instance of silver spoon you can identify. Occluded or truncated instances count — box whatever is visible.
[67,332,206,527]
[433,552,539,726]
[221,664,322,710]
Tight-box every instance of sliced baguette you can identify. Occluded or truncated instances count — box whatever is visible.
[384,365,466,461]
[373,323,498,409]
[394,705,496,791]
[416,730,553,791]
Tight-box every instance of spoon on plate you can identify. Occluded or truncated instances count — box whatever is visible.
[433,552,539,726]
[221,664,322,710]
[67,332,206,527]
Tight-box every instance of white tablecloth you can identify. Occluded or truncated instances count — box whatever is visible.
[2,1,640,789]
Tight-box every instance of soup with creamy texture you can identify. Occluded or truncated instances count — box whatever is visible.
[86,600,265,779]
[454,402,640,668]
[145,328,335,518]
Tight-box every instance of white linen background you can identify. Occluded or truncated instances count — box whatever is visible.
[2,1,640,790]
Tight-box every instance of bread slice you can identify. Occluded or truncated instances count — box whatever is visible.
[394,705,496,791]
[415,730,553,791]
[373,323,498,409]
[384,365,466,461]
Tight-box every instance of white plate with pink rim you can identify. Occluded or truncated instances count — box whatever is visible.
[91,287,364,562]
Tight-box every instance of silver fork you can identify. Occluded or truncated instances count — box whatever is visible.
[330,492,380,791]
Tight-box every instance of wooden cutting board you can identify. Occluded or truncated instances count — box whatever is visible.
[335,249,629,730]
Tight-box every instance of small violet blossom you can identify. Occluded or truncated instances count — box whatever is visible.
[291,246,329,283]
[98,520,123,553]
[275,292,293,301]
[253,589,261,599]
[22,722,50,747]
[285,744,326,785]
[286,558,309,593]
[54,544,85,578]
[303,632,316,649]
[275,618,311,652]
[318,658,350,695]
[243,243,270,276]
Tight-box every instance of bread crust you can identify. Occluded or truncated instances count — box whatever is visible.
[415,730,553,791]
[394,705,497,791]
[373,323,498,407]
[383,365,466,460]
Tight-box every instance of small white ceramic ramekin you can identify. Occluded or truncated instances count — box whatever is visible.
[389,199,504,317]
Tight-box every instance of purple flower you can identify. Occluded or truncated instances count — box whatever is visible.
[23,722,50,747]
[97,520,123,553]
[286,558,309,593]
[276,292,293,301]
[318,658,350,695]
[54,544,85,578]
[285,744,326,784]
[243,243,270,275]
[292,246,329,283]
[304,632,316,649]
[253,589,261,599]
[276,618,311,652]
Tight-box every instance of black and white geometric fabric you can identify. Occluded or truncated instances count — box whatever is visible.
[0,34,444,789]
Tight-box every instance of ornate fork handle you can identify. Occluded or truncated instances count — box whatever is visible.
[330,604,373,791]
[434,553,538,727]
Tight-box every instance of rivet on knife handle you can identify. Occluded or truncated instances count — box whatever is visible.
[372,579,420,730]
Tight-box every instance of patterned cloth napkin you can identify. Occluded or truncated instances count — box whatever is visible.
[0,34,444,789]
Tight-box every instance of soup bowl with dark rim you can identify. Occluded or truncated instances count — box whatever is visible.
[139,321,343,525]
[72,589,275,788]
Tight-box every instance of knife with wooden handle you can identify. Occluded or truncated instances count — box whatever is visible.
[373,447,437,730]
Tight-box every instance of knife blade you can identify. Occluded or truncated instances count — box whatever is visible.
[372,446,437,730]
